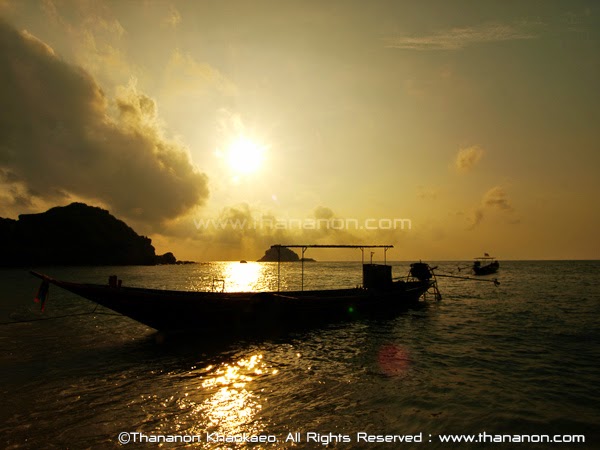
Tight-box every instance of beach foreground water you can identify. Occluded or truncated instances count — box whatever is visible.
[1,261,599,449]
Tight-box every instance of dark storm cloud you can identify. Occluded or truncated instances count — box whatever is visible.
[0,20,208,225]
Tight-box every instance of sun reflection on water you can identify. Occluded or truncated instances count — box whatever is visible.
[185,261,285,292]
[173,354,276,439]
[222,262,266,292]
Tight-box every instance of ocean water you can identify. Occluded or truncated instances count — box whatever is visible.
[1,261,599,449]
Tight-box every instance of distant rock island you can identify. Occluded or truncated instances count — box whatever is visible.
[257,246,316,262]
[0,202,185,266]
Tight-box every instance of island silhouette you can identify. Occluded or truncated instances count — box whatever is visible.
[0,203,182,266]
[257,246,316,262]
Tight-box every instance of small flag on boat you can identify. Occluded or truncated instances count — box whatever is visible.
[34,279,50,312]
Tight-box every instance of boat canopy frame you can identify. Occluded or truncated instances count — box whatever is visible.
[270,244,393,291]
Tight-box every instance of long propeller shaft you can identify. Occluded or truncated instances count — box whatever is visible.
[434,273,500,286]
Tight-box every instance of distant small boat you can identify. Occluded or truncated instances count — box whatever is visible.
[239,260,248,263]
[473,254,499,275]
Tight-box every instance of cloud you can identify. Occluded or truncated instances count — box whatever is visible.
[185,203,408,260]
[21,29,57,55]
[156,199,419,260]
[165,49,238,97]
[385,23,537,51]
[0,20,209,226]
[468,207,484,229]
[0,0,14,14]
[40,0,134,87]
[467,186,516,229]
[163,5,182,28]
[455,145,484,172]
[416,186,438,200]
[314,206,334,220]
[188,203,289,260]
[483,186,513,211]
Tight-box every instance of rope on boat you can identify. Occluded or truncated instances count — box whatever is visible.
[0,304,122,326]
[33,279,50,311]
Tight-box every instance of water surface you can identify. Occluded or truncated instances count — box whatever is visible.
[1,261,599,448]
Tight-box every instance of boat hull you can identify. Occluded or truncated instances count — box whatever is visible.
[34,274,432,335]
[473,261,499,275]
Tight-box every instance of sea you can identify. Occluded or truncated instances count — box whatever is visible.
[1,261,599,449]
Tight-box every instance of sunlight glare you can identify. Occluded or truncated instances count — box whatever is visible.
[227,136,265,174]
[223,262,264,292]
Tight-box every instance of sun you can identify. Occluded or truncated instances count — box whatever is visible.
[226,136,265,175]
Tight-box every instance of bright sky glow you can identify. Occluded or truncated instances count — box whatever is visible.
[0,1,598,261]
[226,137,265,175]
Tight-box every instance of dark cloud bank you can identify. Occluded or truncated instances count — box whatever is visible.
[0,20,208,226]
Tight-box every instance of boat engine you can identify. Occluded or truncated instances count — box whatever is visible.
[409,262,435,281]
[408,262,442,301]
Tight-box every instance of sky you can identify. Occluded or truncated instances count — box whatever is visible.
[0,0,599,261]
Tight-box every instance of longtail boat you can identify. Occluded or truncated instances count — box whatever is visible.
[31,245,439,335]
[473,254,500,275]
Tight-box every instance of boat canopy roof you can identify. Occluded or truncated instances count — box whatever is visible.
[272,244,393,249]
[270,244,395,291]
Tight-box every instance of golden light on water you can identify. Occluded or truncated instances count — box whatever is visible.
[222,262,265,292]
[186,262,278,292]
[175,354,274,437]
